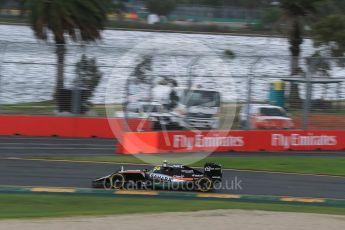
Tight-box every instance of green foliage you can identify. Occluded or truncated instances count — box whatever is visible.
[176,0,222,6]
[110,0,127,17]
[74,54,103,113]
[132,55,153,84]
[307,51,331,76]
[224,49,236,59]
[77,55,102,111]
[315,0,345,16]
[279,0,325,76]
[281,0,323,17]
[176,0,269,8]
[312,14,345,57]
[146,0,177,16]
[22,0,109,111]
[310,0,345,60]
[229,0,265,9]
[261,7,283,27]
[75,54,102,95]
[22,0,110,43]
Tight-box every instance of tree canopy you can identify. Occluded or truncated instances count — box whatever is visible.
[281,0,322,17]
[146,0,176,16]
[176,0,270,8]
[22,0,110,112]
[22,0,111,44]
[312,14,345,57]
[278,0,324,75]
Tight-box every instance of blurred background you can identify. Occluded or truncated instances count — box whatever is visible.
[0,0,344,131]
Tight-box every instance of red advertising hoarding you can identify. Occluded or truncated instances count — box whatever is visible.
[118,130,345,154]
[1,115,344,153]
[0,115,151,138]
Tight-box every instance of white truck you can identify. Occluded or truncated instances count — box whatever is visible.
[116,101,174,130]
[120,85,222,130]
[149,85,221,130]
[169,87,221,130]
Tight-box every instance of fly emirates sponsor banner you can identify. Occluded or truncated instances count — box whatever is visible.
[172,134,245,151]
[119,130,345,154]
[271,133,338,149]
[154,131,345,153]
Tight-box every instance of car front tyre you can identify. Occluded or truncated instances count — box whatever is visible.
[110,173,126,190]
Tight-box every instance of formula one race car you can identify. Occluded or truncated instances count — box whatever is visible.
[92,161,222,192]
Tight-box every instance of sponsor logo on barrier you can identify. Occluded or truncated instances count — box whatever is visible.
[272,134,337,148]
[173,134,244,150]
[119,130,345,154]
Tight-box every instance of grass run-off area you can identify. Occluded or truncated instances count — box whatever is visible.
[0,194,344,219]
[32,156,345,177]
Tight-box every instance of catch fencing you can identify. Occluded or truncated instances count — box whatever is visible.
[0,42,344,131]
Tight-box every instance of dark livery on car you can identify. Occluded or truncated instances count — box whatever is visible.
[92,161,222,192]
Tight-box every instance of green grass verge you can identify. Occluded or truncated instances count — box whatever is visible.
[31,156,345,177]
[0,101,111,117]
[0,194,344,219]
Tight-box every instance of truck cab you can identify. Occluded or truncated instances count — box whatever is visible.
[123,85,222,131]
[171,87,221,130]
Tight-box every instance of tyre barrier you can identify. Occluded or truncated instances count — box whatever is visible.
[0,186,344,208]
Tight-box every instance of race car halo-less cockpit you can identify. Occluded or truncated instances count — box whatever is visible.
[92,161,222,192]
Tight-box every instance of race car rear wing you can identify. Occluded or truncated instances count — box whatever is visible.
[204,163,222,181]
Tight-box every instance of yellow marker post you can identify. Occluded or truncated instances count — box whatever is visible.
[197,193,241,199]
[115,190,159,196]
[31,187,76,193]
[280,197,325,203]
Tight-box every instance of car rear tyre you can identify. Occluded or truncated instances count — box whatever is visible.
[197,177,213,192]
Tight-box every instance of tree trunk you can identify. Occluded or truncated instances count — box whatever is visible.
[55,42,66,112]
[288,17,303,108]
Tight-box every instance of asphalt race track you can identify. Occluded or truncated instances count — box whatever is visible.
[1,158,345,199]
[0,136,116,157]
[0,136,345,199]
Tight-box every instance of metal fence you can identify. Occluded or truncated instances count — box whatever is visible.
[0,42,344,131]
[125,1,262,20]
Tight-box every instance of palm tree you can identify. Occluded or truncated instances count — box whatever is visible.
[22,0,110,111]
[281,0,323,75]
[280,0,323,107]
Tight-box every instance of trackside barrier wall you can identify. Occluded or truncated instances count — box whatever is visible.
[1,115,344,153]
[0,115,151,138]
[118,130,345,154]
